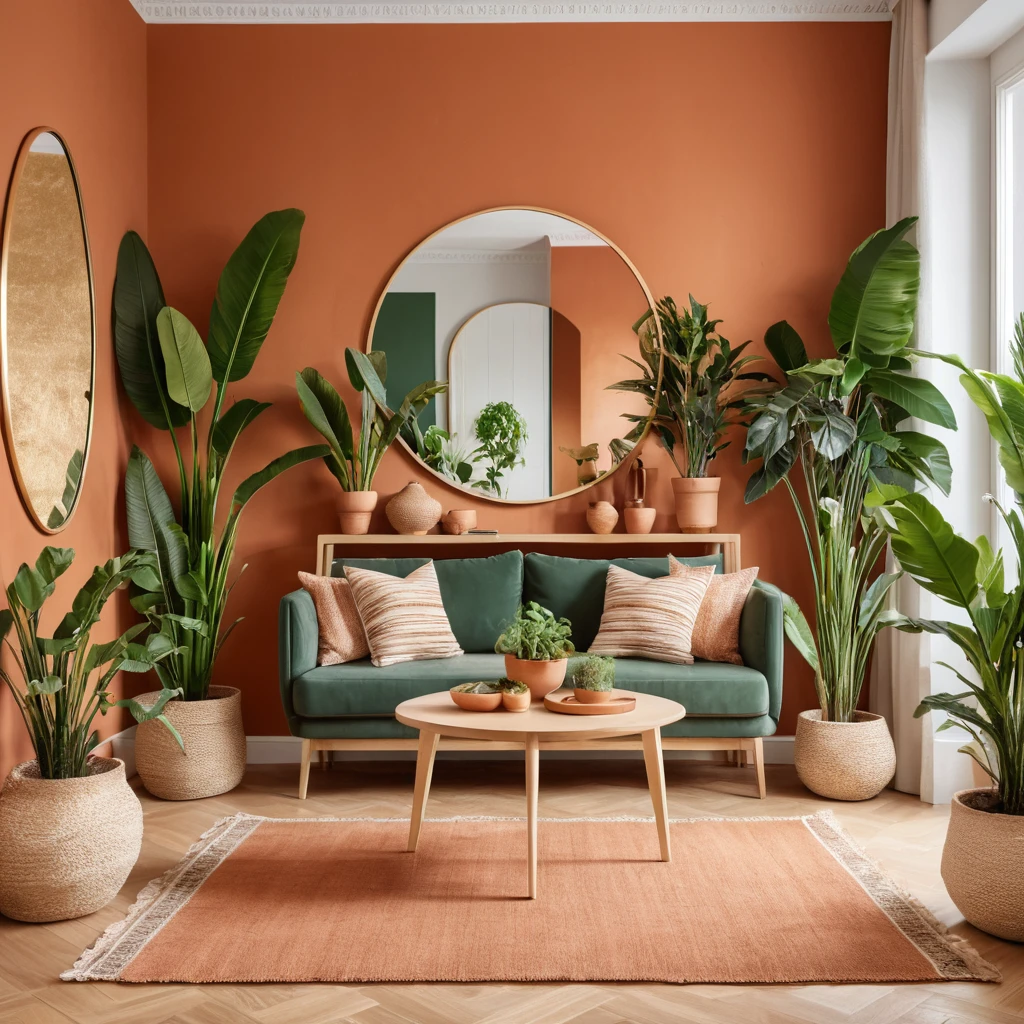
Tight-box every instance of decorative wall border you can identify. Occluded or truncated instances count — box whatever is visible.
[130,1,892,24]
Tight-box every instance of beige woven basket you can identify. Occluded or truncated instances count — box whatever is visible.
[793,709,896,801]
[386,481,442,535]
[942,788,1024,941]
[0,757,142,922]
[135,685,246,801]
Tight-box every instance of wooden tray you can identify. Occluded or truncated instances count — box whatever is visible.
[543,690,637,716]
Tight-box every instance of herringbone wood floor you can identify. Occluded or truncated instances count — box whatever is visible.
[0,759,1021,1024]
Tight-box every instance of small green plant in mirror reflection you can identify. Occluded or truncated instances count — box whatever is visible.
[472,401,528,498]
[46,448,84,530]
[409,424,476,485]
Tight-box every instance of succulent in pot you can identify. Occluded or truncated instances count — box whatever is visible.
[495,602,574,701]
[449,681,502,712]
[568,654,615,704]
[493,677,531,713]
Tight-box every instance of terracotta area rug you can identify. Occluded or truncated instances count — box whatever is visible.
[63,812,999,985]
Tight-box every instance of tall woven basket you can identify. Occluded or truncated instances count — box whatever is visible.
[793,709,896,801]
[135,685,246,801]
[0,757,142,922]
[941,788,1024,941]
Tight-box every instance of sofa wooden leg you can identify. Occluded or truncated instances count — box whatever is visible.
[753,737,766,799]
[299,739,312,800]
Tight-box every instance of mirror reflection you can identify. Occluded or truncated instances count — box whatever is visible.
[369,209,654,502]
[1,129,93,530]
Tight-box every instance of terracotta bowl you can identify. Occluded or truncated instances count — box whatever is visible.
[501,690,531,713]
[574,688,613,704]
[449,687,502,712]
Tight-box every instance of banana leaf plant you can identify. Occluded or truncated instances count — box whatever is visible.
[296,351,446,490]
[879,353,1024,815]
[113,211,329,702]
[743,217,957,722]
[0,547,182,779]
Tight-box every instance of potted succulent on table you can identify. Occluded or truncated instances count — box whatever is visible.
[568,654,615,704]
[113,211,330,801]
[610,295,774,531]
[493,677,531,713]
[744,218,956,801]
[449,681,502,712]
[297,350,447,533]
[0,547,181,921]
[879,351,1024,940]
[495,602,575,701]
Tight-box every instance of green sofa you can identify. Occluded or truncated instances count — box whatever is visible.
[279,550,783,797]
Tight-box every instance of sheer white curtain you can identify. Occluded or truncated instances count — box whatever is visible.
[870,0,930,795]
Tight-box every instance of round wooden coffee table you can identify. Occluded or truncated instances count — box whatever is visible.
[395,690,685,898]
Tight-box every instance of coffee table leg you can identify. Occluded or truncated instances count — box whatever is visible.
[408,730,440,852]
[642,728,671,862]
[525,734,539,899]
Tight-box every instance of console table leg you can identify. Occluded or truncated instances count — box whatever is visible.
[642,728,671,862]
[525,734,539,899]
[408,730,439,852]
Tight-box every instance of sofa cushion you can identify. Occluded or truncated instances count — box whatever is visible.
[522,552,722,651]
[335,550,523,654]
[291,653,768,720]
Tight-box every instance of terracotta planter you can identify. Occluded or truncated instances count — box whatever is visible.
[135,686,247,801]
[386,481,442,535]
[441,509,477,535]
[0,758,142,922]
[586,500,618,535]
[941,788,1024,941]
[793,709,896,801]
[504,654,568,701]
[574,688,613,704]
[450,687,502,712]
[624,506,656,534]
[671,477,720,532]
[577,459,599,485]
[337,491,377,535]
[501,690,531,713]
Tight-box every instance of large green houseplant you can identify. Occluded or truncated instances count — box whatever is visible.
[0,547,180,921]
[610,295,773,530]
[744,217,956,800]
[113,210,328,799]
[472,401,528,498]
[879,352,1024,939]
[495,602,575,701]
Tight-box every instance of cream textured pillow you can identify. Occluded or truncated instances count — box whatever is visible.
[344,561,463,668]
[589,556,715,665]
[690,566,760,665]
[298,572,370,666]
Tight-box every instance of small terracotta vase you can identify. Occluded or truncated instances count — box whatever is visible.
[624,507,656,534]
[574,688,613,704]
[586,500,618,535]
[671,477,720,533]
[503,655,568,701]
[502,690,531,713]
[441,509,477,535]
[386,481,442,535]
[577,459,599,485]
[337,491,377,535]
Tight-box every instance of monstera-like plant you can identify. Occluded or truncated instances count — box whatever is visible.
[744,216,956,800]
[113,210,328,800]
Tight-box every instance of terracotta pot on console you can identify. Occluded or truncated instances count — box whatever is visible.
[337,491,377,535]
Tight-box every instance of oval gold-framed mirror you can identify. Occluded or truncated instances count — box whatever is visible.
[366,207,663,504]
[1,127,95,533]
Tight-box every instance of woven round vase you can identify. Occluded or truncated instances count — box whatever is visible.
[793,709,896,801]
[941,788,1024,941]
[135,685,246,801]
[386,481,442,535]
[0,757,142,922]
[586,500,619,535]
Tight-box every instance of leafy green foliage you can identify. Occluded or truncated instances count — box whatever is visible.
[416,425,476,485]
[492,677,528,694]
[0,547,181,779]
[114,213,328,702]
[743,217,955,722]
[495,602,575,661]
[567,654,615,691]
[609,295,774,478]
[472,401,529,498]
[452,681,501,694]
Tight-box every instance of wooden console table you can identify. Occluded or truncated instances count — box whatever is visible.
[315,532,741,576]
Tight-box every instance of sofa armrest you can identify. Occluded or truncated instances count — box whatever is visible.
[738,580,784,725]
[279,589,318,731]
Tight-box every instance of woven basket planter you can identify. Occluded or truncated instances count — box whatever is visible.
[793,709,896,801]
[136,685,246,801]
[0,757,142,922]
[942,788,1024,941]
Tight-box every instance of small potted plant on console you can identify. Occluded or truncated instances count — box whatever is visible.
[495,603,575,701]
[494,677,531,713]
[568,654,615,704]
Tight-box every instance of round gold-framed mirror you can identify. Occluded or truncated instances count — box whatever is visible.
[366,207,663,504]
[1,126,96,533]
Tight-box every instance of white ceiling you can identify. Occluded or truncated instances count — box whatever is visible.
[130,1,891,25]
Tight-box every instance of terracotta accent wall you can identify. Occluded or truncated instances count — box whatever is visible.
[144,21,889,737]
[0,0,147,777]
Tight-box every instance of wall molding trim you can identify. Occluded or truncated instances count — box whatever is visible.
[130,1,892,25]
[408,248,548,265]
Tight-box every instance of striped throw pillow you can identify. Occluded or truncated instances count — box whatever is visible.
[589,556,715,665]
[344,561,463,668]
[298,571,370,666]
[691,566,759,665]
